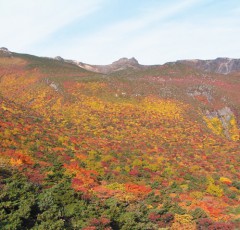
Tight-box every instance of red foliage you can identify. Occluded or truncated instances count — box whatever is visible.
[125,183,151,195]
[197,218,214,230]
[129,168,140,176]
[148,212,161,222]
[209,222,235,230]
[83,217,112,230]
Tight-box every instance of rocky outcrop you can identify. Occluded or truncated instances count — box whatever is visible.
[54,56,64,61]
[0,47,12,57]
[187,85,213,103]
[205,107,237,139]
[66,57,142,74]
[69,57,240,75]
[178,58,240,75]
[0,47,9,52]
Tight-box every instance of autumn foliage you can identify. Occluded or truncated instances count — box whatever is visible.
[0,53,239,229]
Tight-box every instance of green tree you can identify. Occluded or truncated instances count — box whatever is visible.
[0,172,39,230]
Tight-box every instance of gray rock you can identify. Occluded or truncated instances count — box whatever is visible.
[177,58,240,74]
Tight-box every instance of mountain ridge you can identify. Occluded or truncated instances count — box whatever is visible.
[64,56,143,74]
[2,47,240,75]
[51,47,240,75]
[177,58,240,75]
[64,56,240,75]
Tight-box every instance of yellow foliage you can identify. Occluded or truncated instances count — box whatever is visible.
[58,135,69,144]
[171,214,196,230]
[190,191,204,200]
[229,116,240,141]
[125,165,130,172]
[101,155,113,162]
[1,104,14,113]
[4,129,12,138]
[204,116,224,136]
[147,163,159,171]
[85,161,104,176]
[204,115,239,141]
[106,182,125,191]
[206,176,215,184]
[174,214,193,224]
[229,165,237,174]
[115,166,121,172]
[180,184,188,191]
[116,193,135,202]
[141,97,185,121]
[207,183,223,197]
[189,165,201,173]
[132,159,143,167]
[164,166,174,177]
[81,82,107,94]
[206,176,224,197]
[10,158,23,167]
[219,177,232,184]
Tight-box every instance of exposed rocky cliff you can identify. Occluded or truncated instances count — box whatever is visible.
[177,58,240,74]
[69,57,240,75]
[66,57,142,74]
[0,47,12,57]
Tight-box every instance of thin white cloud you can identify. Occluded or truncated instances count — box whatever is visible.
[127,22,240,64]
[60,0,240,64]
[99,0,202,37]
[64,20,240,65]
[58,0,206,63]
[1,0,239,65]
[0,0,103,51]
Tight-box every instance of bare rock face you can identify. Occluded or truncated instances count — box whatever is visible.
[0,47,12,57]
[205,107,234,138]
[101,57,140,73]
[67,57,141,74]
[0,47,9,52]
[54,56,64,61]
[111,57,139,67]
[65,54,240,75]
[178,58,240,75]
[187,84,213,103]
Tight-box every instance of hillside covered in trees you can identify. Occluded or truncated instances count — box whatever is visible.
[0,50,240,229]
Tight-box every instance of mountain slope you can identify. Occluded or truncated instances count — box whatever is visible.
[0,49,240,229]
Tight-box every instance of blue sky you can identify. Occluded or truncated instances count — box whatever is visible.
[0,0,240,64]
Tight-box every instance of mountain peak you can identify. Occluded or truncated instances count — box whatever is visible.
[54,56,64,61]
[0,47,12,57]
[112,57,139,66]
[0,47,9,51]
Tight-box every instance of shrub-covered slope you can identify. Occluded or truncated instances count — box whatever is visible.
[0,52,239,229]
